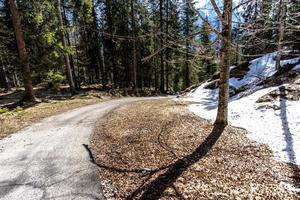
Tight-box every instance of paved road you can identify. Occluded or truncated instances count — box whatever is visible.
[0,98,157,200]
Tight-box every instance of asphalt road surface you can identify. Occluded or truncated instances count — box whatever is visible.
[0,98,160,200]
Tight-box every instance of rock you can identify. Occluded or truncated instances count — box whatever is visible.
[256,104,281,110]
[256,84,300,103]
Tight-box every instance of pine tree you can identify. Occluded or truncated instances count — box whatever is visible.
[130,0,137,89]
[56,0,76,94]
[0,0,14,91]
[199,20,216,79]
[8,0,36,102]
[159,0,165,92]
[182,0,198,89]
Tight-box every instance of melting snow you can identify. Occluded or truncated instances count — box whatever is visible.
[181,53,300,166]
[293,64,300,71]
[229,52,300,90]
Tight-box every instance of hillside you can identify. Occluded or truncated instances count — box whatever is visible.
[179,52,300,192]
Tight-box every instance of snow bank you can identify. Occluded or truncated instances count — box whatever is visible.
[182,53,300,166]
[185,85,300,166]
[229,52,299,90]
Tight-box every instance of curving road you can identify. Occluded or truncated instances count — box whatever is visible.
[0,98,158,200]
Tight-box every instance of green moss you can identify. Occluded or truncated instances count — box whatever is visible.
[0,107,9,114]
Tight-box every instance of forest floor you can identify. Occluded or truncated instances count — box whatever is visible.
[0,85,117,139]
[91,99,300,199]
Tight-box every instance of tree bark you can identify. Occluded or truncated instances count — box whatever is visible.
[275,0,286,70]
[62,4,80,90]
[165,0,169,92]
[105,0,117,88]
[214,0,232,126]
[159,0,165,92]
[8,0,35,101]
[56,0,76,94]
[0,55,10,92]
[130,0,137,90]
[92,0,107,89]
[184,0,190,89]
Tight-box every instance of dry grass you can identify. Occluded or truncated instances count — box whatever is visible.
[0,93,112,139]
[91,100,300,199]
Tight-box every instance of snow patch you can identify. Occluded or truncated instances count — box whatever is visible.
[280,182,300,193]
[293,64,300,71]
[229,53,299,90]
[181,53,300,166]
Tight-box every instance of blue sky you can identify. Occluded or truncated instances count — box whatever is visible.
[195,0,243,13]
[195,0,243,25]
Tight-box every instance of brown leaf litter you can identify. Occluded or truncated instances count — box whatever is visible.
[91,99,300,199]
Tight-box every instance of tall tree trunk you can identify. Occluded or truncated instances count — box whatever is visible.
[8,0,35,102]
[165,0,169,92]
[159,0,165,92]
[184,0,190,89]
[92,0,107,89]
[235,24,240,64]
[106,0,117,88]
[0,55,10,92]
[185,42,190,89]
[275,0,286,70]
[214,0,232,126]
[154,41,159,91]
[130,0,137,90]
[56,0,76,94]
[74,24,82,88]
[62,4,80,90]
[99,39,107,89]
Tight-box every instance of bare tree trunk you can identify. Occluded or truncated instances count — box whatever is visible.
[73,24,82,88]
[8,0,36,102]
[62,4,79,90]
[275,0,286,70]
[56,0,76,94]
[92,0,107,89]
[0,55,10,92]
[99,42,107,89]
[131,0,137,90]
[154,40,159,91]
[184,0,190,89]
[165,0,169,92]
[235,24,240,64]
[214,0,232,126]
[159,0,165,92]
[105,0,117,88]
[185,41,190,88]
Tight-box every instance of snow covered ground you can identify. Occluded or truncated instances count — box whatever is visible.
[181,53,300,166]
[185,85,300,165]
[179,52,300,192]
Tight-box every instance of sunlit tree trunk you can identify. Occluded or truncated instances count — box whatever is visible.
[56,0,76,94]
[214,0,232,126]
[8,0,36,102]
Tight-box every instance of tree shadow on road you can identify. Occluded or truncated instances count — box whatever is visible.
[279,86,300,187]
[126,124,225,200]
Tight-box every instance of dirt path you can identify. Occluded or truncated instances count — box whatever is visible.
[0,98,159,200]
